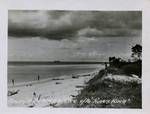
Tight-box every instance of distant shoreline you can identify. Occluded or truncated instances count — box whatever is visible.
[8,70,100,88]
[8,61,107,65]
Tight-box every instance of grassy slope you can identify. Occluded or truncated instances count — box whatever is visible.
[73,65,142,108]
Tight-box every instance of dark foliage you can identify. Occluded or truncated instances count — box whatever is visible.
[73,44,142,108]
[131,44,142,61]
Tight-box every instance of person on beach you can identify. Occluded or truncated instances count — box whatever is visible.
[31,92,37,106]
[31,92,41,106]
[37,74,40,81]
[12,79,14,86]
[33,92,36,97]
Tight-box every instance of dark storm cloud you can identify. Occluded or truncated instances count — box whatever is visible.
[8,10,142,40]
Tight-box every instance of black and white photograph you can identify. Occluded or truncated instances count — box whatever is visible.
[8,10,142,108]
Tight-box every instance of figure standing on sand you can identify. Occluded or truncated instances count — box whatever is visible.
[37,74,40,81]
[31,92,37,106]
[31,92,41,106]
[12,79,15,86]
[33,92,36,97]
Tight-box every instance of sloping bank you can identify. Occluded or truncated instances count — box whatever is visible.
[73,67,142,108]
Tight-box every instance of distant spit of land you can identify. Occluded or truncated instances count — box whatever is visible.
[8,61,108,65]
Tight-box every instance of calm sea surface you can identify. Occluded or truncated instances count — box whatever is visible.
[8,64,104,84]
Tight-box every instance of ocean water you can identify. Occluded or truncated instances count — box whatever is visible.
[8,64,104,84]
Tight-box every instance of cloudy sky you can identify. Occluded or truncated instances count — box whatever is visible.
[8,10,142,61]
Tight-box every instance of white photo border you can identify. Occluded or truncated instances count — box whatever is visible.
[0,0,150,114]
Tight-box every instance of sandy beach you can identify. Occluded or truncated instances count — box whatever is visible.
[8,71,99,107]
